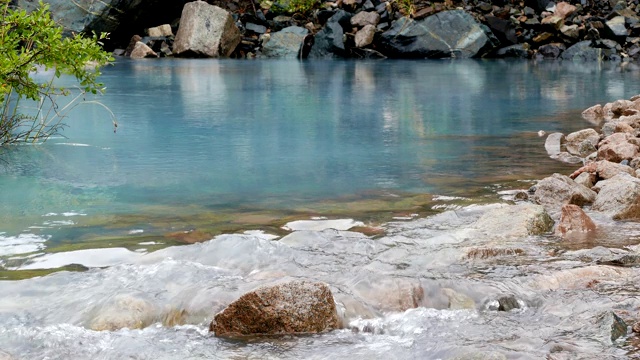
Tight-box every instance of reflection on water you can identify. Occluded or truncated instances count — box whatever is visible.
[1,59,640,250]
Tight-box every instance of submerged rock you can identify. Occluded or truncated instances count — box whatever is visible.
[173,1,241,57]
[497,295,520,311]
[89,294,159,331]
[442,288,475,310]
[210,280,341,337]
[473,203,554,238]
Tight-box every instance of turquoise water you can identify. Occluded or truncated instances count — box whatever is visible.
[1,59,640,248]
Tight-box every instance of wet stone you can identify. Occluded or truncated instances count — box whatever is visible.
[497,295,520,311]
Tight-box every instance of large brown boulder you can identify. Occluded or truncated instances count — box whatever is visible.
[173,1,241,58]
[210,280,341,337]
[532,173,597,210]
[592,173,640,220]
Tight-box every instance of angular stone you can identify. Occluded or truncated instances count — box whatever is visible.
[495,44,531,58]
[565,128,599,156]
[260,26,308,59]
[497,295,520,311]
[210,280,341,336]
[555,204,596,237]
[574,171,596,188]
[560,24,580,39]
[130,41,158,59]
[545,132,564,156]
[555,2,577,19]
[355,24,376,48]
[593,173,640,220]
[350,11,380,27]
[582,104,604,122]
[379,10,496,58]
[309,10,351,58]
[532,173,597,210]
[173,1,241,58]
[561,40,619,61]
[246,22,268,34]
[147,24,173,37]
[606,16,628,38]
[597,133,639,163]
[541,15,564,30]
[533,32,554,43]
[537,43,566,58]
[596,160,635,179]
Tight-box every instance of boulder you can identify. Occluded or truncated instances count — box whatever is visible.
[350,11,380,27]
[605,16,628,39]
[260,26,309,59]
[308,10,352,58]
[379,10,497,58]
[352,277,424,312]
[495,44,530,58]
[595,160,635,180]
[565,128,599,157]
[597,133,639,163]
[474,203,554,238]
[555,204,596,237]
[592,173,640,220]
[485,15,518,45]
[497,295,520,311]
[574,171,596,188]
[560,40,619,61]
[210,280,341,336]
[129,41,158,59]
[355,24,376,48]
[147,24,173,37]
[560,24,580,39]
[582,104,604,123]
[532,173,597,210]
[173,1,241,58]
[537,43,566,59]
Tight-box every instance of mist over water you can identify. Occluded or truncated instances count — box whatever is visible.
[2,59,640,359]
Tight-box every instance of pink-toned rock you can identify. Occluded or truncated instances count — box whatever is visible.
[597,133,639,162]
[595,160,635,179]
[555,204,596,237]
[592,173,640,220]
[554,2,577,19]
[615,122,635,133]
[130,41,158,59]
[582,104,603,122]
[210,280,340,337]
[611,100,635,118]
[541,15,564,30]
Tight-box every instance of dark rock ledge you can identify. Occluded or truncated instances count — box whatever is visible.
[15,0,640,61]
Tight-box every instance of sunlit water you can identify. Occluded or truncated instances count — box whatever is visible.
[2,59,640,359]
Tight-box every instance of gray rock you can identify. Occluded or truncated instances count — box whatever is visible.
[210,280,341,336]
[497,295,520,311]
[606,16,628,38]
[442,288,475,310]
[89,294,159,331]
[597,132,639,163]
[537,43,566,59]
[598,311,628,342]
[309,10,352,58]
[561,40,619,61]
[379,10,496,59]
[532,173,597,210]
[173,1,241,58]
[574,171,596,188]
[246,22,268,34]
[592,173,640,220]
[261,26,309,59]
[495,44,530,58]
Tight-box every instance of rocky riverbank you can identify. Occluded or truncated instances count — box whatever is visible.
[15,0,640,61]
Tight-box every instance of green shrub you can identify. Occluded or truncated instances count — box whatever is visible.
[0,0,115,145]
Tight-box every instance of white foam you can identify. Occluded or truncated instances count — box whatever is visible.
[242,230,279,240]
[55,143,90,147]
[15,248,143,270]
[432,195,470,201]
[129,229,145,234]
[282,219,365,231]
[0,233,49,256]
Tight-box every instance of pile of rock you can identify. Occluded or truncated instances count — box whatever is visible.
[109,0,640,61]
[533,94,640,236]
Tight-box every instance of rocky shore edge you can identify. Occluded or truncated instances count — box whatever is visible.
[28,0,638,62]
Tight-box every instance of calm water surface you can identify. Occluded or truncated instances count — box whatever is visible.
[2,60,640,359]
